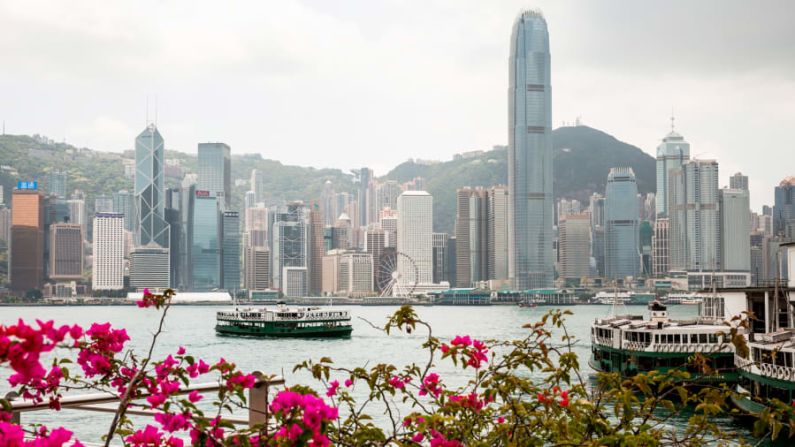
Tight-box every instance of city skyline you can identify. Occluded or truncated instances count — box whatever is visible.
[0,1,792,210]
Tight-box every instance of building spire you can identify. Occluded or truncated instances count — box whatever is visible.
[670,108,675,132]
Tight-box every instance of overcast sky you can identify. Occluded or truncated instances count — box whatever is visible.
[1,0,793,209]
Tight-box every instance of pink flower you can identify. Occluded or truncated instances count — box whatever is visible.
[326,380,340,397]
[497,416,505,424]
[176,346,186,355]
[440,344,450,354]
[344,378,353,387]
[226,372,256,390]
[419,373,442,398]
[388,376,407,390]
[154,412,191,432]
[126,425,162,447]
[188,390,203,403]
[412,432,425,443]
[450,335,472,347]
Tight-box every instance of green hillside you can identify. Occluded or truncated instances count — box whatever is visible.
[384,125,656,233]
[1,125,655,236]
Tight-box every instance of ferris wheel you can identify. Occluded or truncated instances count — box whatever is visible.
[376,251,419,297]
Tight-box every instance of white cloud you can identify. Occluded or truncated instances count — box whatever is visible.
[0,0,792,209]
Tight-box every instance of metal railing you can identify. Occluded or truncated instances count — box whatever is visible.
[5,372,285,429]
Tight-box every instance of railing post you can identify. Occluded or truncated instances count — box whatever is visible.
[5,391,20,424]
[248,371,270,432]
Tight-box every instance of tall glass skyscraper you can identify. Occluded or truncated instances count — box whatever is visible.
[198,143,231,209]
[191,192,221,291]
[655,128,690,217]
[605,167,641,280]
[508,10,553,289]
[135,124,169,248]
[222,210,241,291]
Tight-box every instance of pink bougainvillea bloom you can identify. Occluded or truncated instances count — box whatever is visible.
[326,380,340,397]
[344,378,353,387]
[412,432,425,443]
[177,346,186,355]
[188,390,203,403]
[440,344,450,354]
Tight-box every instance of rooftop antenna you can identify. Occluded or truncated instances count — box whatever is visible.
[146,96,150,126]
[670,108,675,132]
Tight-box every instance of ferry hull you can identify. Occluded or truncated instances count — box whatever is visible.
[216,323,353,338]
[590,346,739,383]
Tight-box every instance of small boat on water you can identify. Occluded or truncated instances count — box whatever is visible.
[216,302,353,338]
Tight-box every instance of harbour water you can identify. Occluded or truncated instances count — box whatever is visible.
[0,304,758,442]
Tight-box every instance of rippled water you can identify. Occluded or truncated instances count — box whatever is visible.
[0,304,762,443]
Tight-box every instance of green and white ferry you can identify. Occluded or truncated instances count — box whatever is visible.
[730,242,795,415]
[590,297,740,383]
[216,302,353,338]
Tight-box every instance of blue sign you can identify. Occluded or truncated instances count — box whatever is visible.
[17,181,38,190]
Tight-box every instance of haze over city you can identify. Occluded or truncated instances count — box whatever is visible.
[1,0,794,208]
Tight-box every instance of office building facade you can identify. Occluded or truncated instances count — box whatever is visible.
[508,10,554,289]
[134,124,169,248]
[197,143,232,208]
[49,223,83,281]
[10,188,45,291]
[397,191,433,287]
[604,167,641,280]
[92,213,125,291]
[655,129,690,217]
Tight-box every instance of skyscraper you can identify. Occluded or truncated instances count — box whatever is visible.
[308,204,324,295]
[431,233,448,284]
[10,187,45,292]
[652,218,670,276]
[243,246,270,290]
[558,214,591,282]
[655,126,691,217]
[508,10,554,289]
[773,177,795,238]
[669,160,720,271]
[397,191,433,288]
[113,190,134,232]
[250,169,265,204]
[92,213,125,291]
[198,143,232,208]
[358,168,372,227]
[49,223,83,281]
[271,202,308,291]
[191,192,221,291]
[66,198,86,241]
[134,124,169,248]
[720,188,750,271]
[455,187,488,287]
[221,210,240,291]
[488,186,510,281]
[730,172,749,191]
[604,167,641,280]
[47,171,67,199]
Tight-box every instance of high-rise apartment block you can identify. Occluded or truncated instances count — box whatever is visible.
[669,160,720,271]
[488,186,510,281]
[92,213,125,290]
[508,10,554,289]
